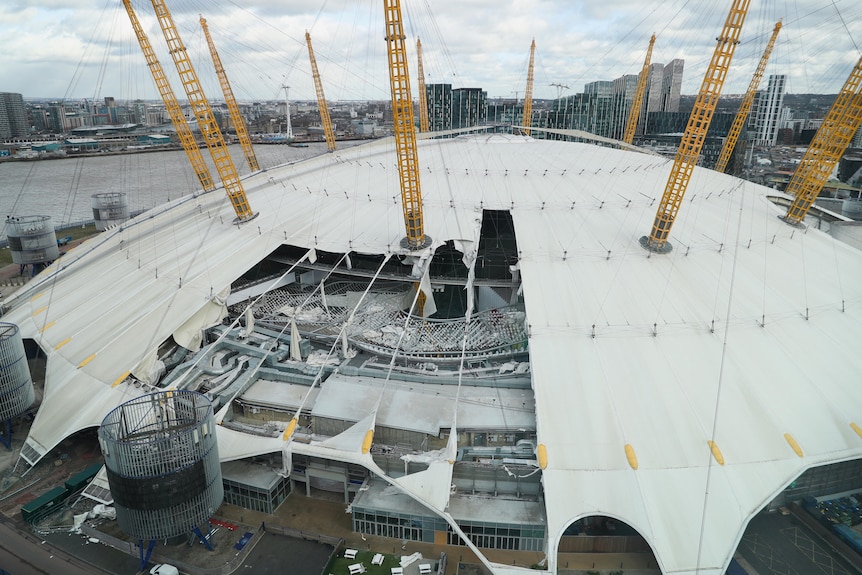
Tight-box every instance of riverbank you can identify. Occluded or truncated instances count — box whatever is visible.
[0,135,372,163]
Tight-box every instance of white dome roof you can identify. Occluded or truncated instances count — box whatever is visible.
[5,134,862,574]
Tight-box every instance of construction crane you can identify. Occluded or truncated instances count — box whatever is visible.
[783,56,862,225]
[623,34,656,145]
[306,31,337,152]
[383,0,429,251]
[200,16,259,172]
[149,0,255,223]
[714,20,782,173]
[522,39,536,135]
[122,0,214,193]
[642,0,751,253]
[416,38,430,133]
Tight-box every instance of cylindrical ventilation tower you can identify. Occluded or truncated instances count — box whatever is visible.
[0,323,36,421]
[5,216,59,266]
[91,192,130,231]
[98,391,222,540]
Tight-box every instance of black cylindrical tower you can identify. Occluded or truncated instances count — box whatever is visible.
[98,391,222,540]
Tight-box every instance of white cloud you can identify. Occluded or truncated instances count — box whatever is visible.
[1,0,860,102]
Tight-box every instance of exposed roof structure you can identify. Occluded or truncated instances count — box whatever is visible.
[4,133,862,574]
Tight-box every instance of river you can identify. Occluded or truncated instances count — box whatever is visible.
[0,142,338,240]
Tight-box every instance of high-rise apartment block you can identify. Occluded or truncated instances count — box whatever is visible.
[0,92,29,139]
[426,84,487,131]
[750,74,786,146]
[660,59,684,114]
[426,84,452,132]
[452,88,487,129]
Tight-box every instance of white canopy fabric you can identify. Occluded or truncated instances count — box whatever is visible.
[312,374,535,435]
[3,134,862,574]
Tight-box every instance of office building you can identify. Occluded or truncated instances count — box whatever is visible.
[610,74,638,140]
[660,59,684,113]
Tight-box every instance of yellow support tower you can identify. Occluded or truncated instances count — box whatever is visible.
[383,0,430,250]
[522,39,536,135]
[122,0,214,192]
[642,0,750,253]
[149,0,256,223]
[201,16,260,172]
[783,56,862,225]
[416,38,430,133]
[306,31,337,152]
[623,34,656,145]
[715,20,782,173]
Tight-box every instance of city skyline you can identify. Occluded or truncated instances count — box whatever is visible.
[1,0,860,104]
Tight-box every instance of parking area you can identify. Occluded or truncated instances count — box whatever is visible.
[236,531,334,575]
[738,511,858,575]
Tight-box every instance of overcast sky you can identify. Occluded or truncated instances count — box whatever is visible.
[1,0,860,103]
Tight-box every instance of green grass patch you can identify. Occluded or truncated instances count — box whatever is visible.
[327,549,404,575]
[58,223,100,242]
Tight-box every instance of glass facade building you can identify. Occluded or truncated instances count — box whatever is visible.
[351,478,545,552]
[221,460,291,515]
[351,506,545,551]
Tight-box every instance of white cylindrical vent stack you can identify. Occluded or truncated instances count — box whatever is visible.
[91,192,130,231]
[5,216,59,265]
[0,323,36,421]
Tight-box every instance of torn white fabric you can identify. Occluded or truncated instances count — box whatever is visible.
[174,287,230,350]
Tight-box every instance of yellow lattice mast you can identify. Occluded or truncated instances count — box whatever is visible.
[306,31,337,152]
[715,20,782,173]
[642,0,751,253]
[148,0,256,223]
[522,39,536,135]
[416,38,430,133]
[383,0,430,250]
[122,0,214,192]
[200,16,259,172]
[783,56,862,225]
[623,34,656,145]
